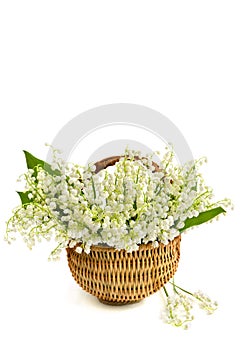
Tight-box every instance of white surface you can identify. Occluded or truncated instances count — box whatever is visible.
[0,1,241,349]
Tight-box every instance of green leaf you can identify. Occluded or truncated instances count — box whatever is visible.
[23,150,45,169]
[17,151,61,205]
[23,150,60,176]
[180,206,226,232]
[17,191,32,205]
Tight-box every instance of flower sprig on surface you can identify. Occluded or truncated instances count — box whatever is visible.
[5,146,231,260]
[162,281,218,329]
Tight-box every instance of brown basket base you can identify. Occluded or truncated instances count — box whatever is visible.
[98,298,141,306]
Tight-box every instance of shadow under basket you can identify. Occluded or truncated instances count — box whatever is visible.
[66,235,181,305]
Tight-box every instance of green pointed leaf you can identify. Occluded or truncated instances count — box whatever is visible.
[17,191,32,205]
[23,150,60,176]
[180,206,226,232]
[23,150,45,169]
[17,151,61,206]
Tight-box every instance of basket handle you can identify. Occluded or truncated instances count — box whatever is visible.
[95,155,160,173]
[95,156,121,173]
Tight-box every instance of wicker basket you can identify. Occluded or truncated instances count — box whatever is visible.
[66,156,181,305]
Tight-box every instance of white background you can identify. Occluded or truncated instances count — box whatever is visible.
[0,1,241,349]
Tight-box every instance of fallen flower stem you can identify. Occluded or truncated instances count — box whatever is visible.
[163,286,169,298]
[169,281,194,297]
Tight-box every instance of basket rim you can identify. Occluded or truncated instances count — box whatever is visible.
[67,235,181,254]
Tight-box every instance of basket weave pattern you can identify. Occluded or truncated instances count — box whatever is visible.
[66,235,181,304]
[66,156,181,305]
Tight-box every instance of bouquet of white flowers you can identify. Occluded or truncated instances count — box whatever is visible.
[5,147,230,258]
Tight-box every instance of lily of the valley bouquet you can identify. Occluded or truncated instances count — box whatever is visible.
[5,146,231,329]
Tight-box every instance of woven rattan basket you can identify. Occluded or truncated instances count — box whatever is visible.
[66,156,181,305]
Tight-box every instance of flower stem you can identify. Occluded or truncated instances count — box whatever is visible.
[91,177,96,199]
[172,277,178,294]
[169,281,194,297]
[163,286,169,297]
